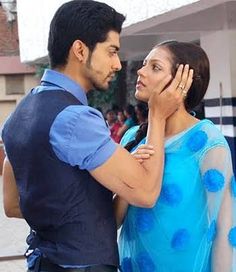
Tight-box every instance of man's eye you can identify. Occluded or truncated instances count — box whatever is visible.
[109,51,117,56]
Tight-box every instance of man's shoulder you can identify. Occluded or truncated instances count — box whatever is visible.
[57,104,104,121]
[51,105,107,138]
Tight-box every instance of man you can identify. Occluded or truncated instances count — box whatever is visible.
[2,1,192,271]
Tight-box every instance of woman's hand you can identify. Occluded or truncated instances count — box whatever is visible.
[148,64,194,120]
[132,144,155,163]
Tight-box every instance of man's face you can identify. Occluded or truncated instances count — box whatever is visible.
[84,31,122,91]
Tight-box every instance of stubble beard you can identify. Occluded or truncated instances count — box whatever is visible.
[85,52,110,92]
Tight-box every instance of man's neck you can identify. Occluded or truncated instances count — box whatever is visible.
[56,66,91,93]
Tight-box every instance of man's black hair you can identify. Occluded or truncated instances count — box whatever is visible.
[48,0,125,68]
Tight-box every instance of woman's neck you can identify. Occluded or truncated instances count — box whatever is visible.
[165,107,199,139]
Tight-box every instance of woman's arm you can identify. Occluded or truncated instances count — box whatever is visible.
[2,156,23,218]
[200,146,235,271]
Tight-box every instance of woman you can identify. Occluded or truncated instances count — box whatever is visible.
[135,102,148,125]
[112,109,126,143]
[117,104,137,139]
[115,41,236,272]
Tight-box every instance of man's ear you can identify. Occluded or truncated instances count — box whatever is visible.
[71,40,88,62]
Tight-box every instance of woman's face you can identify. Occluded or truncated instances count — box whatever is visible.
[117,111,125,122]
[135,46,173,102]
[106,111,116,123]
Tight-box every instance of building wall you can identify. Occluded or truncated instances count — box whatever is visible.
[0,5,18,56]
[24,74,39,93]
[201,30,236,173]
[0,100,17,126]
[0,7,39,130]
[0,73,39,129]
[0,6,39,132]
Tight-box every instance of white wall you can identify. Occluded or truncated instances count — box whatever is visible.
[201,31,232,100]
[96,0,199,27]
[17,0,69,63]
[201,30,236,138]
[16,0,199,63]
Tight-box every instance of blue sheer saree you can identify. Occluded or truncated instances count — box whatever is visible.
[119,119,236,272]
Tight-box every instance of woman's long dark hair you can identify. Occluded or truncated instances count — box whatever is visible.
[125,41,210,152]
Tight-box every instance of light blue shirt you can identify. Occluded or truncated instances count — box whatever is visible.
[33,69,117,171]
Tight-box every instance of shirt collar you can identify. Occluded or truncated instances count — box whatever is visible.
[41,69,88,105]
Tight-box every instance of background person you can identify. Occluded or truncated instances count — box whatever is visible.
[117,104,137,139]
[135,102,148,125]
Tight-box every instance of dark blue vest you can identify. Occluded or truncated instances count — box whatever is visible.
[2,90,119,266]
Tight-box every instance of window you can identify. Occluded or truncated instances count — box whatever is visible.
[5,74,24,94]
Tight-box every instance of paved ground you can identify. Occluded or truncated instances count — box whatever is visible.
[0,259,26,272]
[0,175,29,272]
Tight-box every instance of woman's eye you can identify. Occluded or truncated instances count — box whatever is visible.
[153,65,161,71]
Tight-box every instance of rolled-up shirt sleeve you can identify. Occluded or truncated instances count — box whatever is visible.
[50,105,117,171]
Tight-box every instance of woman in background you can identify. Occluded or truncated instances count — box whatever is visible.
[135,102,148,125]
[117,104,137,139]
